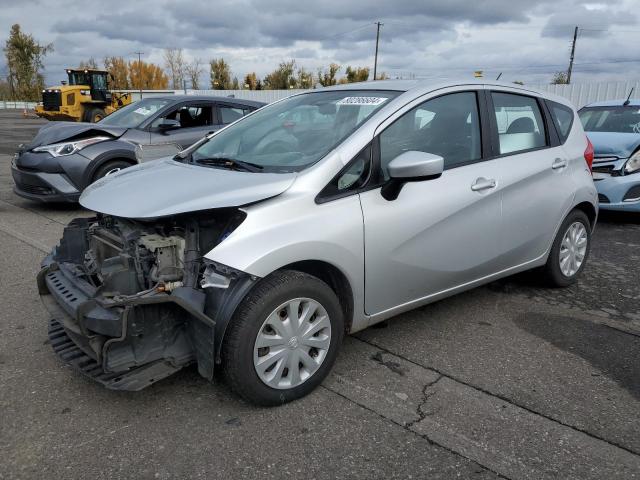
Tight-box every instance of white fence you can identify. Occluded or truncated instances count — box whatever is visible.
[187,89,306,103]
[3,81,639,110]
[0,101,37,110]
[529,81,640,108]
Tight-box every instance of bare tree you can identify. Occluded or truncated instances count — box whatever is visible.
[163,48,185,89]
[79,57,98,69]
[185,58,203,90]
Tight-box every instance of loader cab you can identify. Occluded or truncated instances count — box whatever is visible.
[66,69,111,103]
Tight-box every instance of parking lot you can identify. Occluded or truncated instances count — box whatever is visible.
[0,110,639,479]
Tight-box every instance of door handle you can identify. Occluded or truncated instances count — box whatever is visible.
[552,158,567,170]
[471,178,497,192]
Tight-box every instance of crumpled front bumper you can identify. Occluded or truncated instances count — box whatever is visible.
[37,254,216,391]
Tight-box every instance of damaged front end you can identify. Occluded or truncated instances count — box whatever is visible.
[38,211,256,390]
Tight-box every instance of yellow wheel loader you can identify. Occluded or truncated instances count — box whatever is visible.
[35,68,132,123]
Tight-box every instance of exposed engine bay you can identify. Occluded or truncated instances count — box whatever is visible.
[37,210,257,390]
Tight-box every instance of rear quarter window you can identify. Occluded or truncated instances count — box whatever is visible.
[548,101,574,144]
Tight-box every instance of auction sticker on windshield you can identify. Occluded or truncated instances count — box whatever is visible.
[337,97,388,106]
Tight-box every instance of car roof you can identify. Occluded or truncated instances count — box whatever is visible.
[146,95,266,108]
[313,79,570,105]
[583,99,640,108]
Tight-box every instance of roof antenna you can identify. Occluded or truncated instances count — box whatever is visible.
[623,87,634,106]
[496,72,502,81]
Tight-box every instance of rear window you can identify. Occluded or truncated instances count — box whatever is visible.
[578,106,640,133]
[547,101,574,143]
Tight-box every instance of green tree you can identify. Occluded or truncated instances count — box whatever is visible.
[296,66,314,89]
[317,63,340,87]
[4,24,53,100]
[551,71,568,85]
[232,76,240,90]
[263,60,297,89]
[210,58,232,89]
[345,66,370,83]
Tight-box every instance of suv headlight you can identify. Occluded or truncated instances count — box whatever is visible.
[32,136,110,157]
[624,151,640,175]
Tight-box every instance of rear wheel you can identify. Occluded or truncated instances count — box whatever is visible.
[222,270,344,406]
[91,160,132,183]
[542,209,591,287]
[84,107,106,123]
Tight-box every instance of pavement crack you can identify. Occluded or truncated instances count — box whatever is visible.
[320,384,511,480]
[406,374,443,429]
[353,334,640,458]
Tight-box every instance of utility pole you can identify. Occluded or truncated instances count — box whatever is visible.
[373,22,383,81]
[566,26,578,84]
[134,51,144,99]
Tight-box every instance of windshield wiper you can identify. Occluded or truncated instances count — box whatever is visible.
[194,157,264,172]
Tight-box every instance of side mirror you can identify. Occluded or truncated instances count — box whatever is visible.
[381,151,444,201]
[158,119,181,131]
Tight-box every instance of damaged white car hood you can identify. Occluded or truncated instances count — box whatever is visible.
[80,158,297,218]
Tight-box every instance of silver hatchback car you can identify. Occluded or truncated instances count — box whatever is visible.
[38,80,597,405]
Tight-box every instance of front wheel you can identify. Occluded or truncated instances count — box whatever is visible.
[541,209,591,287]
[222,270,344,406]
[84,107,106,123]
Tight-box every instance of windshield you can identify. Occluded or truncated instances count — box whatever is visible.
[99,98,173,128]
[190,90,400,172]
[579,106,640,133]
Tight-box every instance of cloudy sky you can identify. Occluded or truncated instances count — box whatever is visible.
[1,0,639,87]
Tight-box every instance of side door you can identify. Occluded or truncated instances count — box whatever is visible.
[487,90,576,268]
[149,101,216,148]
[359,89,503,316]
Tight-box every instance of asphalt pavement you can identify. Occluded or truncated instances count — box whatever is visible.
[0,110,639,479]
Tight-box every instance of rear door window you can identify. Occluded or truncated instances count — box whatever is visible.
[491,92,546,155]
[547,101,574,143]
[219,106,253,125]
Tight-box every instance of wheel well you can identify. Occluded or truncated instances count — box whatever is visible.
[91,158,136,182]
[283,260,354,333]
[574,201,597,230]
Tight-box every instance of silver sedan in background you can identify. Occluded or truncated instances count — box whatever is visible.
[38,80,597,405]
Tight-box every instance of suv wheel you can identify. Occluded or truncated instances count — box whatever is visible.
[92,160,132,182]
[222,270,344,406]
[542,209,591,287]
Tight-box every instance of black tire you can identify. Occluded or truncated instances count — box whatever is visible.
[84,107,106,123]
[92,160,132,182]
[542,209,591,287]
[222,270,344,406]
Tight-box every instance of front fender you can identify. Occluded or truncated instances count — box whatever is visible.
[80,140,137,188]
[205,193,367,330]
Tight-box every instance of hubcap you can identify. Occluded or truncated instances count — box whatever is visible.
[559,221,588,277]
[104,167,121,177]
[253,298,331,390]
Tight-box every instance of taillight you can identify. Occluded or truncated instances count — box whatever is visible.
[584,137,594,172]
